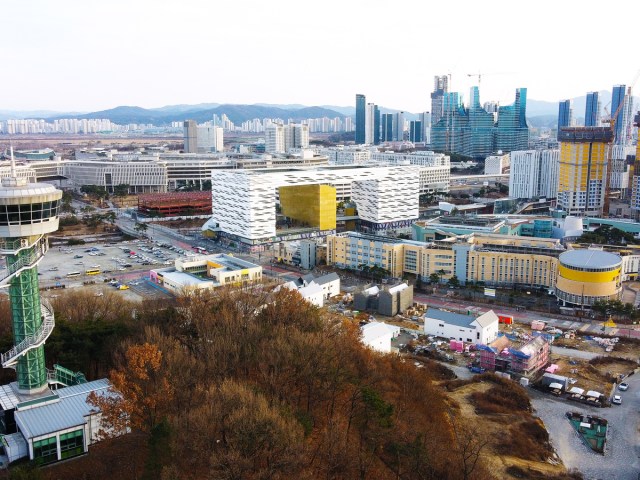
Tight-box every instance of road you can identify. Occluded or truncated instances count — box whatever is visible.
[414,292,640,340]
[531,370,640,480]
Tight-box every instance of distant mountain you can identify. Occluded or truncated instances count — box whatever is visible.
[150,103,220,113]
[527,115,558,129]
[45,104,350,125]
[0,109,87,120]
[320,105,355,116]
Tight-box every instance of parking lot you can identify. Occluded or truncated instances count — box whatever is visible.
[16,238,192,301]
[531,372,640,480]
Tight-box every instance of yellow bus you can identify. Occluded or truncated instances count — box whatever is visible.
[85,269,101,275]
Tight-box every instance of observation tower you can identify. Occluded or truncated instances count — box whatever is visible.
[0,149,62,394]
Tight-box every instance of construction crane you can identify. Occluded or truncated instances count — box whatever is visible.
[601,68,640,216]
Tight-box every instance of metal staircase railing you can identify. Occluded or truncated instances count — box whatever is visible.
[46,364,87,387]
[1,299,55,368]
[0,236,47,288]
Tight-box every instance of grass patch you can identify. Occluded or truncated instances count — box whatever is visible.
[497,419,551,461]
[506,465,583,479]
[469,378,531,415]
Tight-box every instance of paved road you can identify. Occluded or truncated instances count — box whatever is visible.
[414,292,640,339]
[531,370,640,480]
[550,346,601,361]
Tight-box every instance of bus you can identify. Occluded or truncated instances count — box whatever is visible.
[85,269,101,275]
[66,271,81,278]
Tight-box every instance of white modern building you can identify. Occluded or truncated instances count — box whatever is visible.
[484,152,510,175]
[320,146,372,166]
[278,272,340,307]
[360,321,401,353]
[423,308,499,345]
[509,150,559,199]
[63,159,168,194]
[209,165,421,243]
[150,254,262,294]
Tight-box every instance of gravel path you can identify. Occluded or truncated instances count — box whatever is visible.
[550,346,601,360]
[530,372,640,480]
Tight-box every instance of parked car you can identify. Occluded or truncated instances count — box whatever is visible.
[612,395,622,405]
[468,366,486,374]
[618,382,629,391]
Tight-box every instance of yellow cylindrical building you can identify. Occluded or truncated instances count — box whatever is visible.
[555,250,622,308]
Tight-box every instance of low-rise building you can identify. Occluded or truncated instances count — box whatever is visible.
[423,308,499,345]
[477,335,550,377]
[360,322,401,353]
[150,254,262,295]
[278,273,341,307]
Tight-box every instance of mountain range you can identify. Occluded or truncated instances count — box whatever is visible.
[1,91,637,127]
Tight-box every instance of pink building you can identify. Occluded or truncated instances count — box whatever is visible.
[478,336,550,377]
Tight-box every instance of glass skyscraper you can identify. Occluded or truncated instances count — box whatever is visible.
[355,94,366,144]
[430,86,528,157]
[585,92,600,127]
[611,84,633,145]
[557,99,572,130]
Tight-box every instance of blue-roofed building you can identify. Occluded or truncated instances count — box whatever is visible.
[0,378,120,465]
[423,308,499,345]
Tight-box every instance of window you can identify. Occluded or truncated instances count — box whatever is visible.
[60,429,84,460]
[33,436,58,464]
[476,332,480,340]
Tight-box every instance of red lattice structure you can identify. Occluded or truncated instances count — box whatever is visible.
[137,191,212,216]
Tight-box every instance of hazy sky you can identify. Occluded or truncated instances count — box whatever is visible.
[4,0,640,112]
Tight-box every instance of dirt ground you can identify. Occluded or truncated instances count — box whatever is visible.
[445,382,568,479]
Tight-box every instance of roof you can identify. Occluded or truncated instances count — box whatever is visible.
[388,283,408,294]
[15,379,111,440]
[424,308,475,328]
[162,271,213,287]
[313,272,339,285]
[520,336,548,356]
[300,273,316,286]
[361,322,401,340]
[299,283,324,298]
[559,249,621,270]
[474,310,499,328]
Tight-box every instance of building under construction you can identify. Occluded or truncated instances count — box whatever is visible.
[137,191,212,216]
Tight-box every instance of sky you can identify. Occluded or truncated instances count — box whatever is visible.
[3,0,640,113]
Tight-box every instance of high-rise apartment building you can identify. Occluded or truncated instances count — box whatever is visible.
[355,94,366,144]
[557,127,612,216]
[419,112,431,144]
[495,88,529,153]
[365,103,376,145]
[585,92,600,127]
[381,114,394,142]
[557,100,572,131]
[197,125,224,153]
[373,105,381,145]
[509,150,560,199]
[394,111,405,141]
[630,142,640,213]
[183,120,198,153]
[266,123,309,153]
[409,121,423,143]
[611,84,634,145]
[430,76,449,126]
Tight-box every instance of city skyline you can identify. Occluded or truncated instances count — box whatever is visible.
[4,0,640,112]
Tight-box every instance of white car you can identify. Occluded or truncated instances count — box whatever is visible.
[612,395,622,405]
[618,382,629,391]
